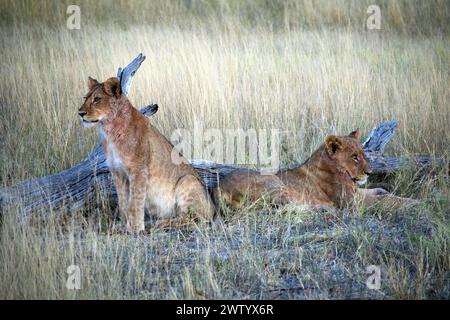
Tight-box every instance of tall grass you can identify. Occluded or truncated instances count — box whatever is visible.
[1,0,449,34]
[0,0,449,299]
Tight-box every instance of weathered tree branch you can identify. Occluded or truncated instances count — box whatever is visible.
[117,53,145,97]
[362,121,398,153]
[0,55,444,218]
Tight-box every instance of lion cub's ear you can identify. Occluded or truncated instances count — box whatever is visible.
[88,76,99,90]
[349,129,362,140]
[325,135,343,156]
[103,77,122,97]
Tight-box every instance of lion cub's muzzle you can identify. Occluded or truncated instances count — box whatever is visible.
[357,175,369,186]
[79,112,99,128]
[356,168,372,186]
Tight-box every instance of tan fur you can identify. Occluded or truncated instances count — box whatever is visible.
[213,129,413,211]
[79,77,214,232]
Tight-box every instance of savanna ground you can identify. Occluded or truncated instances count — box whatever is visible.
[0,0,449,299]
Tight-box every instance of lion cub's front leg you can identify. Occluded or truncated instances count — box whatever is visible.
[357,188,418,209]
[110,170,129,221]
[126,173,148,233]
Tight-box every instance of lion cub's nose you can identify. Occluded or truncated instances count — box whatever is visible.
[78,111,87,118]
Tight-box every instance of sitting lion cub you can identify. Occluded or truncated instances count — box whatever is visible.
[213,129,411,211]
[79,77,214,232]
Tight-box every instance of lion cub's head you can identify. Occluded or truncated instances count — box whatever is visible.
[78,77,122,127]
[325,129,372,185]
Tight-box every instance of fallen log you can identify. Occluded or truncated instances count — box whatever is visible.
[0,55,443,217]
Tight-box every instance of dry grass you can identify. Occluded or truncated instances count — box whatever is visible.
[0,0,449,299]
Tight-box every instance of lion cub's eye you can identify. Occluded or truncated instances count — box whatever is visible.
[352,154,359,162]
[93,96,101,103]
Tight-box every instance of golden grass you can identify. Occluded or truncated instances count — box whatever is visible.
[0,0,449,299]
[1,22,449,182]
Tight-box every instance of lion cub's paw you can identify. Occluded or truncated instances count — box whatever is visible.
[362,188,390,196]
[368,188,390,196]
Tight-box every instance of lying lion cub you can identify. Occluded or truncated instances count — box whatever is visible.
[79,77,214,232]
[213,129,410,211]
